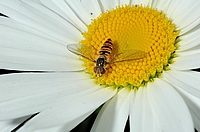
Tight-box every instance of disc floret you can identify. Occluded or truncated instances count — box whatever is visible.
[80,5,179,89]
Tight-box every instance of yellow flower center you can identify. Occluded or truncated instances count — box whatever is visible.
[80,5,179,89]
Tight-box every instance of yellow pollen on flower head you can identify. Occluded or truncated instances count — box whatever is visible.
[80,5,179,89]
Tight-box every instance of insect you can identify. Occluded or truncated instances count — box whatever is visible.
[67,38,147,77]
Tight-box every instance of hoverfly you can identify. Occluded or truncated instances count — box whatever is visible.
[67,38,147,77]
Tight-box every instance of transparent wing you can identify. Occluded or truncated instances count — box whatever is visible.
[67,44,95,62]
[111,49,147,63]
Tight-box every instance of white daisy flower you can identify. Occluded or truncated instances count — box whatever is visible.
[0,0,200,132]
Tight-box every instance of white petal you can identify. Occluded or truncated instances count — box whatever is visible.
[168,0,200,30]
[178,26,200,51]
[55,111,93,132]
[100,0,119,11]
[91,88,130,132]
[0,17,60,44]
[19,124,63,132]
[46,0,87,32]
[0,24,83,71]
[65,0,102,25]
[20,87,116,131]
[0,15,80,58]
[164,70,200,98]
[171,50,200,70]
[0,0,82,43]
[0,120,14,132]
[176,49,200,56]
[180,18,200,35]
[129,88,136,111]
[132,0,152,7]
[152,0,200,35]
[0,116,30,132]
[174,87,200,131]
[191,112,200,132]
[119,0,131,5]
[130,87,156,132]
[147,79,193,132]
[0,47,82,71]
[34,126,62,132]
[0,72,95,120]
[151,0,172,12]
[0,23,67,54]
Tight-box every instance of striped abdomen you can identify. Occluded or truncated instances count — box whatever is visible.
[99,38,113,56]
